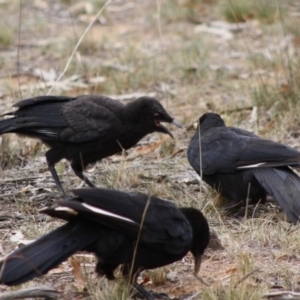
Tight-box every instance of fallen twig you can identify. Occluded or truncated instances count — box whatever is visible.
[183,291,201,300]
[219,106,253,115]
[264,290,300,299]
[0,176,52,184]
[234,268,260,288]
[0,286,59,300]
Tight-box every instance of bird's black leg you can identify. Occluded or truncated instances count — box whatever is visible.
[132,283,156,300]
[80,173,96,187]
[46,160,67,198]
[72,167,96,187]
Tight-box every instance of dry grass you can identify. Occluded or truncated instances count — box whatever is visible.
[1,0,300,299]
[221,0,282,23]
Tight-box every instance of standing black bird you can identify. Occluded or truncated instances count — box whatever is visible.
[0,188,209,297]
[0,95,181,196]
[187,112,300,223]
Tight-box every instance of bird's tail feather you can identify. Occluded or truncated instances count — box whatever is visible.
[0,220,98,285]
[253,168,300,223]
[0,118,14,134]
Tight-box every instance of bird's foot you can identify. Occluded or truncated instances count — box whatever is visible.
[147,291,174,299]
[62,192,74,200]
[134,288,174,300]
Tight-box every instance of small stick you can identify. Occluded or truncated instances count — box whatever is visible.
[234,268,260,288]
[0,176,52,184]
[0,286,59,300]
[264,290,300,298]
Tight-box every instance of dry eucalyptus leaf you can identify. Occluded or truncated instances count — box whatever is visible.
[69,257,86,292]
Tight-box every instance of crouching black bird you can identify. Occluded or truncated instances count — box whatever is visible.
[0,188,209,297]
[0,95,181,196]
[187,112,300,223]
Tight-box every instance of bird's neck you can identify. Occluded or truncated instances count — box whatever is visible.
[124,101,142,123]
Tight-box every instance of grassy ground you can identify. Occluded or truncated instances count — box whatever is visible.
[1,0,300,299]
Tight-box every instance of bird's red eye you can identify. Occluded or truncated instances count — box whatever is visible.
[154,113,161,126]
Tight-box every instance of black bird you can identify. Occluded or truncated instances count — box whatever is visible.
[0,95,181,196]
[0,188,209,297]
[187,112,300,223]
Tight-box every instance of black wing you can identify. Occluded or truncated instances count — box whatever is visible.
[46,188,193,255]
[59,95,124,142]
[13,95,75,108]
[1,95,124,143]
[188,126,300,175]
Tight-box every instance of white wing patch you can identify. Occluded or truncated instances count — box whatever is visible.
[54,207,78,215]
[237,162,266,169]
[82,203,137,224]
[36,129,57,137]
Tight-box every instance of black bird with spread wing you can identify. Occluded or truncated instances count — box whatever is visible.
[0,188,209,294]
[0,95,181,196]
[187,112,300,223]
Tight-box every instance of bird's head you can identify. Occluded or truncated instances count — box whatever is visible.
[127,97,182,138]
[198,113,225,133]
[180,207,210,276]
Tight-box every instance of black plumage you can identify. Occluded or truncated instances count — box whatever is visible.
[0,188,209,290]
[0,95,181,196]
[187,112,300,223]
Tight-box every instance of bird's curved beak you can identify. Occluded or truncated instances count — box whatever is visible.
[194,254,202,276]
[171,119,183,129]
[159,119,182,139]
